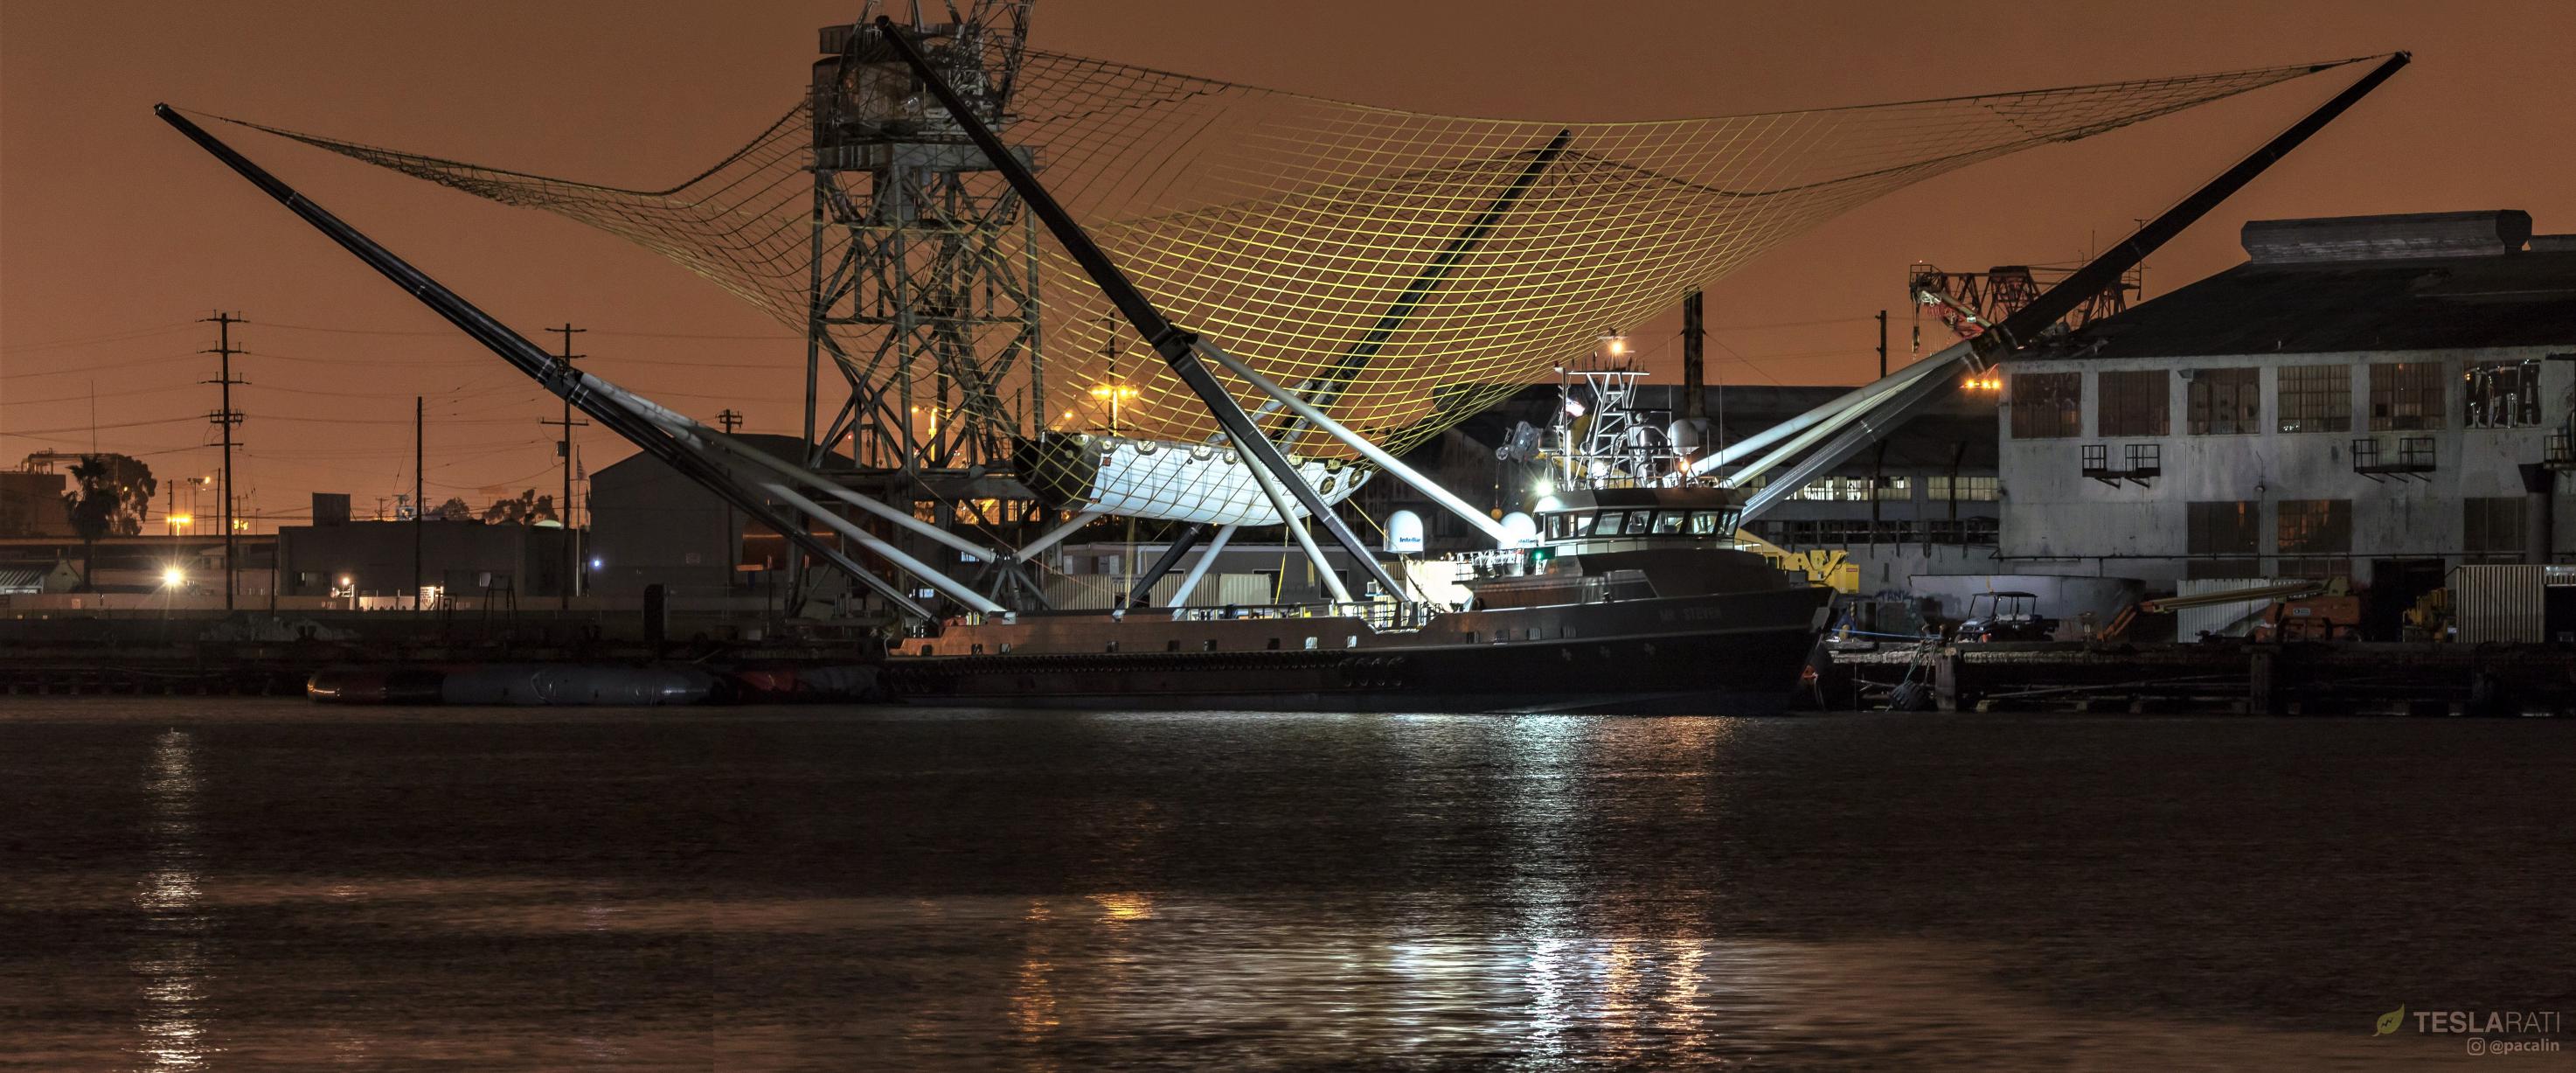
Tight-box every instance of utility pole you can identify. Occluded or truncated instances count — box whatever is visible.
[201,311,246,610]
[541,324,587,610]
[716,409,742,586]
[1877,309,1889,379]
[1680,290,1706,422]
[414,396,425,615]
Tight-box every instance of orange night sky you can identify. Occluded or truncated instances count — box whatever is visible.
[4,0,2571,526]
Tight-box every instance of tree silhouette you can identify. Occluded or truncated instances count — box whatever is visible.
[59,453,156,590]
[480,489,558,526]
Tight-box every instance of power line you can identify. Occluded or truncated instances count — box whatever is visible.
[1,382,205,406]
[238,349,490,368]
[0,415,209,435]
[0,322,198,354]
[1707,316,1879,331]
[256,320,801,342]
[0,351,205,379]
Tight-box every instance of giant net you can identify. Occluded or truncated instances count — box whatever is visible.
[205,42,2376,516]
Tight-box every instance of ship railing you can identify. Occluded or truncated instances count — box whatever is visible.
[1163,598,1439,631]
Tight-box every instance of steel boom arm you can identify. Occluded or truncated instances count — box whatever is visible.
[870,17,1405,601]
[1737,52,2409,522]
[152,104,940,620]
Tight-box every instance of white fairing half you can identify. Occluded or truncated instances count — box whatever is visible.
[1076,437,1371,526]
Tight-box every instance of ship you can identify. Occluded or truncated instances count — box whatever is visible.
[882,484,1831,714]
[156,16,2387,716]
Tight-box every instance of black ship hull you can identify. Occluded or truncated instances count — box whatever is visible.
[882,585,1830,715]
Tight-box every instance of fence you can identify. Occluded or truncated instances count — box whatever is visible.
[1043,572,1274,611]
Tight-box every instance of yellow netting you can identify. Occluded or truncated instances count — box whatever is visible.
[212,46,2371,509]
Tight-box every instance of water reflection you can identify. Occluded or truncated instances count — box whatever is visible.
[133,728,212,1070]
[10,702,2552,1070]
[1499,715,1585,1063]
[1008,901,1061,1070]
[1086,891,1154,924]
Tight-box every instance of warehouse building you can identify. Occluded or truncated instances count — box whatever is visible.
[274,492,572,602]
[1994,210,2576,631]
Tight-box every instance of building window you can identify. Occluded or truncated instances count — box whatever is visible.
[2009,372,2081,439]
[2275,498,2352,580]
[1793,477,1872,502]
[2368,361,2446,431]
[2465,359,2543,429]
[1873,476,1913,500]
[1925,518,1998,545]
[2462,497,2528,562]
[2097,370,2170,436]
[2185,500,2260,580]
[2276,365,2352,433]
[1927,475,1998,501]
[2185,367,2261,435]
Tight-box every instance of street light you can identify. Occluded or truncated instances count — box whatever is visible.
[1088,382,1140,435]
[1599,329,1627,358]
[162,566,186,589]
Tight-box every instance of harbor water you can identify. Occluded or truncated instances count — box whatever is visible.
[3,700,2568,1070]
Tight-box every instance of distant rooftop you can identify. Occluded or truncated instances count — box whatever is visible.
[2041,210,2576,359]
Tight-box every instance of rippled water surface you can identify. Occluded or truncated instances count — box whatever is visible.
[3,700,2569,1070]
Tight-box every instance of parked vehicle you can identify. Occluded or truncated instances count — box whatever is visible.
[1955,591,2054,642]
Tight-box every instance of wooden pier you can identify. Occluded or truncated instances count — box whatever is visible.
[1827,640,2576,715]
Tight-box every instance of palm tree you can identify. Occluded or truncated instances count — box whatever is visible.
[60,453,156,591]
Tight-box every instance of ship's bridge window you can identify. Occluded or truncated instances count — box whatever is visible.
[1544,512,1573,540]
[1688,510,1723,536]
[1593,510,1625,536]
[1652,511,1688,535]
[1623,512,1653,535]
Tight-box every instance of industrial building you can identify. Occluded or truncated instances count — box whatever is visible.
[259,492,573,603]
[0,465,72,538]
[586,434,839,600]
[1995,210,2576,632]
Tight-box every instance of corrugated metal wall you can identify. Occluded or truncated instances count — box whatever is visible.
[2453,565,2576,643]
[2176,577,2288,641]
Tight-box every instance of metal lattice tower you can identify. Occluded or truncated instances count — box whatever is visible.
[807,3,1040,478]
